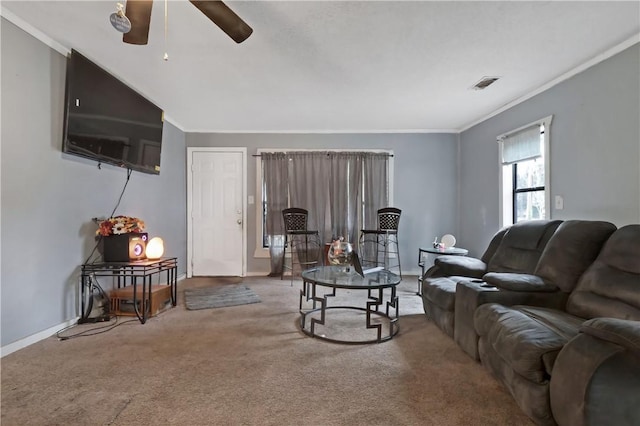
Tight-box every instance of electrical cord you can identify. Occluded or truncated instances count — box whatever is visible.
[108,167,133,219]
[56,315,138,340]
[58,273,139,340]
[82,168,133,265]
[78,273,109,321]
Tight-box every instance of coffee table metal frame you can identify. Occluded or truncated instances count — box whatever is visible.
[299,266,401,344]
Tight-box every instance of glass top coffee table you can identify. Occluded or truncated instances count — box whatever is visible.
[299,266,401,344]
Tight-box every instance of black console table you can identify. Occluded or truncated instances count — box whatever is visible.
[80,258,177,324]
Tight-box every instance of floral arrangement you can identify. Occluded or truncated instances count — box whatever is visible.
[96,216,146,236]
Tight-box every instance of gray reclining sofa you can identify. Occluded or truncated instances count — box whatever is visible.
[420,220,639,425]
[474,224,640,425]
[421,219,562,337]
[454,220,617,360]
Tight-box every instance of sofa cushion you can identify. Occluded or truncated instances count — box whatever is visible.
[534,220,617,293]
[487,220,562,274]
[483,272,558,292]
[474,304,584,383]
[434,256,487,278]
[566,224,640,320]
[424,276,471,311]
[480,227,509,264]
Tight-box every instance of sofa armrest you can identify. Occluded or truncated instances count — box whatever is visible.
[483,272,559,292]
[581,318,640,357]
[434,256,487,279]
[551,317,640,426]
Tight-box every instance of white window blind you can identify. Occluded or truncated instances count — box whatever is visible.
[500,124,542,164]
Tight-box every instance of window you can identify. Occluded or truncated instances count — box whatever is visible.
[254,149,393,257]
[512,157,545,222]
[498,116,552,226]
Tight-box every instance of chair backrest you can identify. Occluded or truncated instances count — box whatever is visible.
[378,207,401,231]
[566,224,640,320]
[282,208,308,232]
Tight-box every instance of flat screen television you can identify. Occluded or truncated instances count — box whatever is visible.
[62,49,164,175]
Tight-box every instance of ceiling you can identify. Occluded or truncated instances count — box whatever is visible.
[2,1,639,133]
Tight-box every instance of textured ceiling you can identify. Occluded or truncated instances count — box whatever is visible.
[2,1,639,133]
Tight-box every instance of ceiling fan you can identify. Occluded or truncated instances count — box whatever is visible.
[120,0,253,45]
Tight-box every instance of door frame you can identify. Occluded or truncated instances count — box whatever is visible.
[186,147,247,278]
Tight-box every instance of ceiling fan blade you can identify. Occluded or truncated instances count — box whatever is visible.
[190,1,253,43]
[123,0,153,45]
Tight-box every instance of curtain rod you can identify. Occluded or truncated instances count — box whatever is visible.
[252,152,394,157]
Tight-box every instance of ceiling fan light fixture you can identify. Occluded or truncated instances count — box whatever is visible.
[110,2,132,33]
[470,76,501,91]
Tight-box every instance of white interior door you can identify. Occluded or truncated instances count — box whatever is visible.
[188,148,246,277]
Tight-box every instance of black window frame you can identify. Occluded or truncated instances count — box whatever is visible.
[512,162,545,223]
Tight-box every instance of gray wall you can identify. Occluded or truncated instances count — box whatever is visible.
[459,44,640,257]
[1,19,187,348]
[186,133,460,275]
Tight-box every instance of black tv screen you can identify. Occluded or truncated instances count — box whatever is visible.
[62,49,164,175]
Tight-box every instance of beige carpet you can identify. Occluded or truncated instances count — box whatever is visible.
[1,276,533,425]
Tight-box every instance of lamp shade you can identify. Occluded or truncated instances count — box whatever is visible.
[441,234,456,248]
[145,237,164,259]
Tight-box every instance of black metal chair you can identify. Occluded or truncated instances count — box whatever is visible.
[359,207,402,276]
[281,208,321,285]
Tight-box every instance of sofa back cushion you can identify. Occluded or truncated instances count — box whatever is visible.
[534,220,617,293]
[480,227,509,264]
[566,224,640,320]
[487,220,562,274]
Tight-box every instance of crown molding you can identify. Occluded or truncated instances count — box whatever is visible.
[459,33,640,133]
[1,6,70,56]
[185,128,458,134]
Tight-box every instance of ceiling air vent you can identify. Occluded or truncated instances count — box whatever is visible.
[471,76,500,90]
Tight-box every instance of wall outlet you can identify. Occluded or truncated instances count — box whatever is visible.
[554,195,564,210]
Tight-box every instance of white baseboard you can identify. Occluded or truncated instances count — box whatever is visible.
[1,317,79,358]
[245,271,272,277]
[1,273,188,358]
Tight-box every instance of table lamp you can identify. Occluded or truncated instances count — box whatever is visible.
[145,237,164,259]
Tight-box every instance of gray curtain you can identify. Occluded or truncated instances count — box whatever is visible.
[363,153,389,229]
[288,152,330,263]
[263,151,389,273]
[361,153,389,264]
[289,152,331,264]
[329,152,363,245]
[263,153,289,276]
